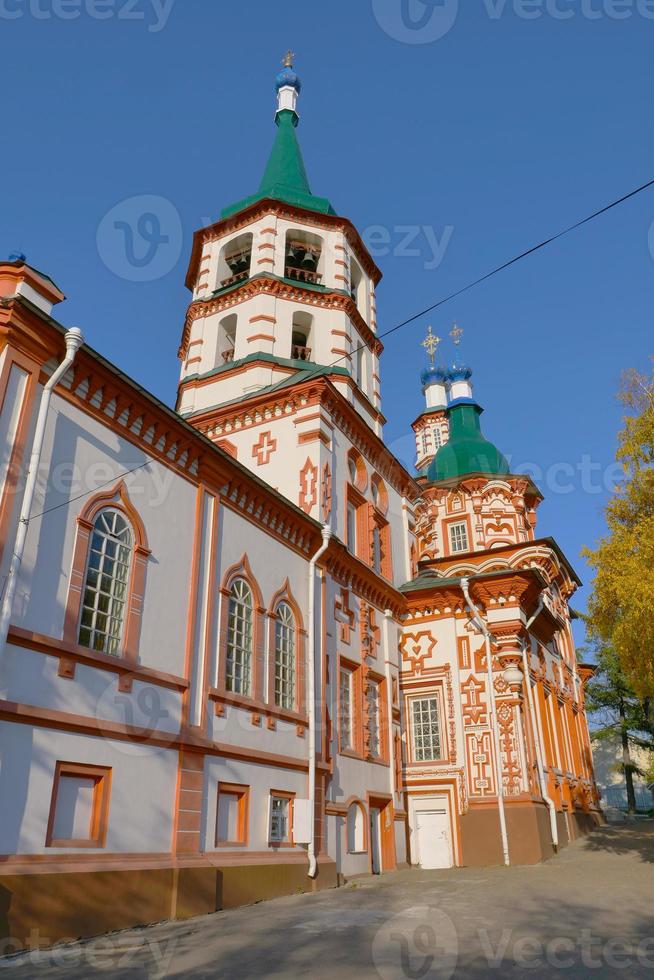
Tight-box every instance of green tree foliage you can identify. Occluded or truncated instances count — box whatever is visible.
[585,640,653,811]
[584,364,654,697]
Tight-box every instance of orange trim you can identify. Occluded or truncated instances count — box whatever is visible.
[249,314,277,324]
[45,762,112,849]
[246,333,276,343]
[268,789,295,847]
[217,554,265,702]
[0,347,40,565]
[267,580,307,716]
[7,626,188,692]
[63,480,150,672]
[215,782,250,847]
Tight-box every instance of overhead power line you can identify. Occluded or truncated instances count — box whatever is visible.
[262,175,654,396]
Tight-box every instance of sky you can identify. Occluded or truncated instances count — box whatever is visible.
[2,1,653,640]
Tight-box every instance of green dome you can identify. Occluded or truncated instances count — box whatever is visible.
[427,402,509,482]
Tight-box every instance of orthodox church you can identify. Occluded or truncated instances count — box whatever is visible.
[0,59,600,948]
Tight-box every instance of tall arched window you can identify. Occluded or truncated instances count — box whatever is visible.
[78,509,133,656]
[226,578,253,696]
[274,602,296,709]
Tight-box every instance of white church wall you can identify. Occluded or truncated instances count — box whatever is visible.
[10,390,195,679]
[0,721,176,855]
[204,755,308,853]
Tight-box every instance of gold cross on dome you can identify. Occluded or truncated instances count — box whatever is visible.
[450,322,464,347]
[421,325,441,367]
[282,50,295,68]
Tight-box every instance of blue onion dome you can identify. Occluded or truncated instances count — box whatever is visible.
[447,364,473,383]
[275,67,302,92]
[420,365,448,388]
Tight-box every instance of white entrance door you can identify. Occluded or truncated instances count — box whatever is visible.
[370,807,382,874]
[416,809,453,869]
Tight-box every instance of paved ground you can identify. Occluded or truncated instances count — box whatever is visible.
[3,822,654,979]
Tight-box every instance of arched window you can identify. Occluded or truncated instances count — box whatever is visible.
[346,801,366,854]
[274,601,296,709]
[226,578,253,696]
[78,509,133,656]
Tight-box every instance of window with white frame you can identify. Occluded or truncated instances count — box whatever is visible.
[78,509,133,655]
[274,602,296,710]
[368,680,381,757]
[433,426,443,449]
[269,794,291,843]
[411,696,442,762]
[226,578,253,696]
[449,521,469,554]
[339,667,354,750]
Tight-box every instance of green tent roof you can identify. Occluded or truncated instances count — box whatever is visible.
[426,401,510,482]
[221,110,336,219]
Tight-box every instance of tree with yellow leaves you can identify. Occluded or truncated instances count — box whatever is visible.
[584,364,654,697]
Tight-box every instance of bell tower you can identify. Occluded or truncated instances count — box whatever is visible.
[174,58,415,540]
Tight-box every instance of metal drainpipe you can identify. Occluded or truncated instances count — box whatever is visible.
[307,524,332,879]
[383,609,396,802]
[0,329,84,654]
[520,610,558,851]
[460,576,510,867]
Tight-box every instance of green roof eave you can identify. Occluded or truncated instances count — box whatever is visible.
[221,109,337,219]
[221,188,336,219]
[180,354,350,416]
[399,566,549,595]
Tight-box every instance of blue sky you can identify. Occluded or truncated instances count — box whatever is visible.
[2,1,653,636]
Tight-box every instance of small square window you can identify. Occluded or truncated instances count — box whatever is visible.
[449,521,469,554]
[46,762,111,848]
[216,783,249,846]
[269,793,293,844]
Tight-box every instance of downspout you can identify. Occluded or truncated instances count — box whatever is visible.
[307,524,332,878]
[522,597,559,851]
[460,577,510,867]
[0,328,84,653]
[383,610,396,801]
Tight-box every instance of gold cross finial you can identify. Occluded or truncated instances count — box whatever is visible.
[282,50,295,68]
[421,325,441,367]
[450,322,464,347]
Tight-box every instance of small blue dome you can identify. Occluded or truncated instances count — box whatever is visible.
[275,67,301,92]
[420,365,448,388]
[8,251,26,264]
[447,364,473,383]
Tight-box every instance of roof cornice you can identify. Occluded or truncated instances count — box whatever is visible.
[185,198,383,291]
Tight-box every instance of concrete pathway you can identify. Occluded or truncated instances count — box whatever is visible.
[3,822,654,978]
